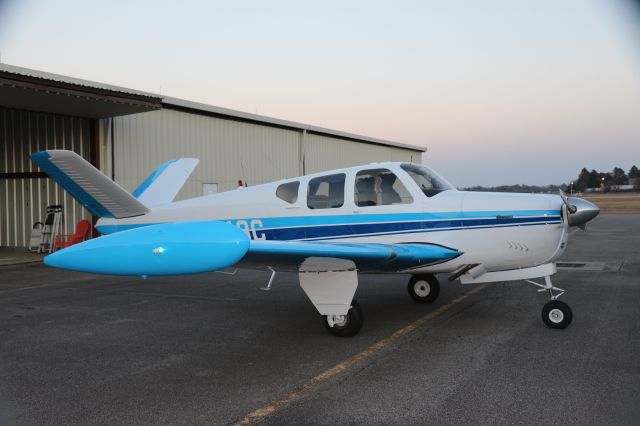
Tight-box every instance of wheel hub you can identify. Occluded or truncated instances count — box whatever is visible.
[414,281,431,297]
[548,308,564,323]
[327,314,348,328]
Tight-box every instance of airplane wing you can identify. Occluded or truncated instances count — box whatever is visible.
[242,240,461,317]
[42,221,462,276]
[241,240,461,272]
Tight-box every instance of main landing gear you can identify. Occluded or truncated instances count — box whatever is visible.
[323,274,441,337]
[526,276,573,329]
[408,274,440,304]
[323,300,363,337]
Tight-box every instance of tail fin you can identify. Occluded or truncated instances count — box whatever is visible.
[31,150,150,219]
[132,158,199,207]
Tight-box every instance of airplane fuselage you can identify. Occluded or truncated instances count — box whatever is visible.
[95,162,569,274]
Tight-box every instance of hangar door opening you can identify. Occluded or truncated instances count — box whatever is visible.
[0,108,93,248]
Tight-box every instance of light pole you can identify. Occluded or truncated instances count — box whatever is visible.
[570,181,573,195]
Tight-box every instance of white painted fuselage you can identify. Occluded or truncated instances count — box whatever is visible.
[95,162,568,274]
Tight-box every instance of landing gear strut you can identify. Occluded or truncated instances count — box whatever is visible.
[526,276,573,329]
[323,300,363,337]
[408,274,440,303]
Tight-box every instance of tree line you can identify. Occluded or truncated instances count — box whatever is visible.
[572,165,639,192]
[462,165,639,193]
[462,183,568,193]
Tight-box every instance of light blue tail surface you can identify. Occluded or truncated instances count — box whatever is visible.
[132,158,199,207]
[31,150,150,218]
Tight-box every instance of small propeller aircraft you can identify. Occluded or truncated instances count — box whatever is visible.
[31,150,599,337]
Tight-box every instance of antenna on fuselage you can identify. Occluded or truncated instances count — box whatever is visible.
[240,161,248,187]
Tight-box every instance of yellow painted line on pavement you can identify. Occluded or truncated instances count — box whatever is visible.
[233,284,488,425]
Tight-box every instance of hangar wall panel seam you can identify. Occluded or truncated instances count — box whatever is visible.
[112,109,301,198]
[111,108,423,200]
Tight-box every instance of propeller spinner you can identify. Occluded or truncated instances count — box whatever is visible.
[559,190,600,229]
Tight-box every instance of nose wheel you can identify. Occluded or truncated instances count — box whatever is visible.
[408,274,440,303]
[542,300,572,329]
[526,275,573,329]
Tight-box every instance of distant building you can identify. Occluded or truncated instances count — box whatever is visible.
[0,64,424,247]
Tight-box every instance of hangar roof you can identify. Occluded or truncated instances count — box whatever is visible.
[0,63,425,152]
[0,64,162,118]
[164,97,425,152]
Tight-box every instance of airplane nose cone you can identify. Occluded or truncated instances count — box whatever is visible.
[567,197,600,227]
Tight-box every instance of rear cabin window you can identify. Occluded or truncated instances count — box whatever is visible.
[276,181,299,204]
[354,168,413,206]
[307,174,345,209]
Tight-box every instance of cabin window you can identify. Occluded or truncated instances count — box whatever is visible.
[354,169,413,206]
[307,174,345,209]
[276,181,300,204]
[400,163,454,197]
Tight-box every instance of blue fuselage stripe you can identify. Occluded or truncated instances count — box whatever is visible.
[256,216,558,241]
[97,211,562,240]
[243,210,560,228]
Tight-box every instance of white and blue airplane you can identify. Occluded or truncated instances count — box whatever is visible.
[31,150,599,337]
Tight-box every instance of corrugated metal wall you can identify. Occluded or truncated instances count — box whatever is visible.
[304,133,418,174]
[0,108,92,247]
[1,105,421,247]
[111,109,302,197]
[111,108,422,198]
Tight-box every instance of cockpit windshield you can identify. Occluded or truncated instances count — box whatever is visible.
[400,163,455,197]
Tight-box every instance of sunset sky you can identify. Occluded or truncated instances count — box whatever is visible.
[1,0,639,187]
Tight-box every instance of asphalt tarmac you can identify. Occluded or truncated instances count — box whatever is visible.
[1,214,639,425]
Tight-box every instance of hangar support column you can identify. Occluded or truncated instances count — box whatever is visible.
[299,129,306,176]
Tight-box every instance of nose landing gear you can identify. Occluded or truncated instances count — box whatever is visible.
[526,276,573,329]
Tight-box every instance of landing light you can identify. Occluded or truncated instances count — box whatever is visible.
[152,246,166,254]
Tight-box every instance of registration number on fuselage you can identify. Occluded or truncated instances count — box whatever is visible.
[229,219,266,240]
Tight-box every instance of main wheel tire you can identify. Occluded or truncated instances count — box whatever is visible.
[408,275,440,303]
[323,300,363,337]
[542,300,573,329]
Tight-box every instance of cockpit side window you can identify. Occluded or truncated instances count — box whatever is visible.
[276,181,299,204]
[307,174,345,209]
[400,163,454,197]
[354,168,413,206]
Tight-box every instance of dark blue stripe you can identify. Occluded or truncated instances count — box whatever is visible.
[258,216,559,241]
[97,215,561,239]
[306,220,561,241]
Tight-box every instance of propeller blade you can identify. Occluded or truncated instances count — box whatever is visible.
[559,190,577,213]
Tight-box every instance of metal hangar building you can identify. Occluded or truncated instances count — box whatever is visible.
[0,64,425,248]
